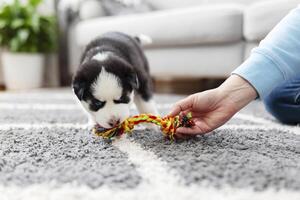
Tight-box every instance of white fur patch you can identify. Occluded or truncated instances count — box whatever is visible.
[88,68,132,128]
[92,68,122,101]
[92,52,110,62]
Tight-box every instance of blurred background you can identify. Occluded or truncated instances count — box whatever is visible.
[0,0,299,94]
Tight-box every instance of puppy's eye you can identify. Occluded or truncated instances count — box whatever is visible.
[114,96,130,104]
[90,100,106,111]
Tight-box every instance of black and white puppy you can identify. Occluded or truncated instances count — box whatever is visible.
[72,32,158,129]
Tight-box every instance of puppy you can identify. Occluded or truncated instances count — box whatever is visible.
[72,32,158,129]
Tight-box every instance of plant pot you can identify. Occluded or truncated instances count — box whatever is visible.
[2,52,45,90]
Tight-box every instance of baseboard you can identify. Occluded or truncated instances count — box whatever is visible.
[153,78,226,95]
[0,84,5,91]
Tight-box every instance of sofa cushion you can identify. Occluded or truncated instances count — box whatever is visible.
[244,42,259,60]
[76,5,243,47]
[147,0,267,10]
[79,0,106,20]
[244,0,300,41]
[102,0,153,16]
[145,42,244,78]
[147,0,203,10]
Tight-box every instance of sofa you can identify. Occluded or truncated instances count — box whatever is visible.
[58,0,300,81]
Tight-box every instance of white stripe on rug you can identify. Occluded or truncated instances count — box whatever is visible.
[0,132,299,200]
[0,123,298,135]
[0,93,75,100]
[113,135,184,187]
[0,123,148,131]
[0,174,299,200]
[0,103,80,110]
[0,120,299,199]
[3,102,297,135]
[234,113,274,125]
[0,103,174,110]
[0,123,89,130]
[233,113,300,135]
[222,124,300,135]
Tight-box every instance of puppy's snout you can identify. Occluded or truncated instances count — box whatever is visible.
[108,117,121,127]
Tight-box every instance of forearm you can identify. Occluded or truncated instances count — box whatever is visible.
[233,6,300,99]
[218,75,257,112]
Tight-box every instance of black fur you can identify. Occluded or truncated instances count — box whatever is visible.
[73,32,153,102]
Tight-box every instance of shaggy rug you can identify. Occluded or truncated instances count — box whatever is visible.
[0,89,299,200]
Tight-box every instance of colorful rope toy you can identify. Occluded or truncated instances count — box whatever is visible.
[93,112,194,141]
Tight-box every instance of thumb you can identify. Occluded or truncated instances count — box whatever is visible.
[168,96,194,117]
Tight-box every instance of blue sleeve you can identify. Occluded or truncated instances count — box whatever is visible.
[232,6,300,99]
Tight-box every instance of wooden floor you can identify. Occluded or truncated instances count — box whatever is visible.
[153,78,226,95]
[0,78,226,94]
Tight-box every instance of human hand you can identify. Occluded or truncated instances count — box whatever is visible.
[169,75,257,137]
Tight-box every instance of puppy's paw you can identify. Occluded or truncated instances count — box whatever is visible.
[87,119,96,130]
[87,124,96,132]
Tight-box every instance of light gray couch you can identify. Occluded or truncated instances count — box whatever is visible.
[59,0,300,81]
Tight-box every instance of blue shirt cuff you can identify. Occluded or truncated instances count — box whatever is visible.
[232,52,286,99]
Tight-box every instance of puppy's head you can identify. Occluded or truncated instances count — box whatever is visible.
[73,57,138,128]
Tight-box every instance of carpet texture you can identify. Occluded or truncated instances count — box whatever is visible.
[0,89,299,200]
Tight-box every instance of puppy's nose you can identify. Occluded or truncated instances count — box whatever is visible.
[108,118,121,127]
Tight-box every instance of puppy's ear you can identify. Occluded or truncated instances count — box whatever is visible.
[125,69,139,90]
[128,73,139,90]
[73,81,86,100]
[133,74,139,90]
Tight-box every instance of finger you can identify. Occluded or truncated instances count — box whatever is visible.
[174,132,187,139]
[174,132,195,140]
[176,121,206,135]
[177,108,205,119]
[168,96,193,117]
[176,127,202,135]
[189,112,205,118]
[179,109,193,117]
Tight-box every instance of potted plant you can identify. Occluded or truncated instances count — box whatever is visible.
[0,0,57,90]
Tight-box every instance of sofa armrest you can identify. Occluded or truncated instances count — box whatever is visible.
[78,0,106,20]
[57,0,106,29]
[56,0,82,85]
[244,0,300,41]
[57,0,81,23]
[56,0,106,85]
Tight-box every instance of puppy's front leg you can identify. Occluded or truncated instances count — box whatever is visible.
[87,116,96,130]
[134,94,158,115]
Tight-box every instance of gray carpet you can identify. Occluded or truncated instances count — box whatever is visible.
[0,89,299,200]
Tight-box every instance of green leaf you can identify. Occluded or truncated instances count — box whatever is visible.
[31,13,40,32]
[29,0,42,7]
[0,0,58,53]
[0,5,11,18]
[13,0,20,6]
[29,45,37,53]
[11,19,24,29]
[0,20,6,29]
[17,29,29,43]
[11,0,21,16]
